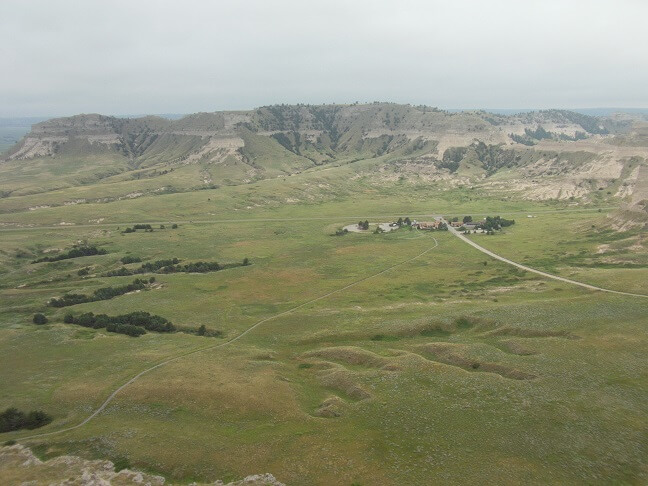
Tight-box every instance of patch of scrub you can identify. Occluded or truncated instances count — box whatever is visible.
[317,367,372,401]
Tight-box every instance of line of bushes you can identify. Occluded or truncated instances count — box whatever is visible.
[32,245,107,263]
[121,223,178,234]
[64,311,175,336]
[482,216,515,231]
[62,312,222,339]
[104,258,250,277]
[0,407,52,433]
[49,277,154,307]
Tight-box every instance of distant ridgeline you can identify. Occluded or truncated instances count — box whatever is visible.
[2,104,621,190]
[2,103,641,225]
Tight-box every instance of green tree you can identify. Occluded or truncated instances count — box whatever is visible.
[463,216,473,223]
[33,313,48,325]
[198,324,207,336]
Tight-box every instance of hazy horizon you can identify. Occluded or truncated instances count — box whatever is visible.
[2,0,647,117]
[1,106,648,123]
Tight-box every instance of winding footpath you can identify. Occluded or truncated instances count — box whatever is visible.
[444,221,648,298]
[17,236,439,441]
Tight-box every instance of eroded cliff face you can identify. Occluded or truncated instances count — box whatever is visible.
[2,105,646,212]
[3,105,612,164]
[0,444,285,486]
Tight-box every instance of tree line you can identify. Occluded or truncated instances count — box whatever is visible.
[49,277,154,308]
[32,245,107,263]
[451,215,515,232]
[64,311,175,337]
[0,407,52,433]
[121,223,178,234]
[482,215,515,231]
[103,258,250,277]
[62,311,222,339]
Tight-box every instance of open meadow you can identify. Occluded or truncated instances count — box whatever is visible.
[1,176,647,484]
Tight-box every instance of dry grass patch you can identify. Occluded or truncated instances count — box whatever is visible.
[317,368,372,401]
[485,326,578,339]
[417,343,536,381]
[314,395,348,418]
[498,339,538,356]
[116,355,305,421]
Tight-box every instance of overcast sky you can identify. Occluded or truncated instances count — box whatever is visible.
[1,0,647,117]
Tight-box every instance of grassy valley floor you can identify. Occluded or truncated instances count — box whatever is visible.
[0,185,647,484]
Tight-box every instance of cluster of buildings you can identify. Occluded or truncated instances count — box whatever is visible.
[449,220,483,230]
[412,220,443,230]
[387,219,445,230]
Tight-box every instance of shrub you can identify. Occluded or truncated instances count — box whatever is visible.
[104,257,250,277]
[64,311,175,335]
[32,245,107,263]
[32,313,48,325]
[0,407,52,432]
[49,278,151,307]
[121,224,154,234]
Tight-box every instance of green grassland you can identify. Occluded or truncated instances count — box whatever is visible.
[1,182,647,484]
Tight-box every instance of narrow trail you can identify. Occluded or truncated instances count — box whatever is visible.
[17,236,439,441]
[445,222,648,298]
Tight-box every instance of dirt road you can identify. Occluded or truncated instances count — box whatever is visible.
[444,221,648,298]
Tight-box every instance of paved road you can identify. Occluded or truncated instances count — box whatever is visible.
[443,220,648,298]
[16,236,440,441]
